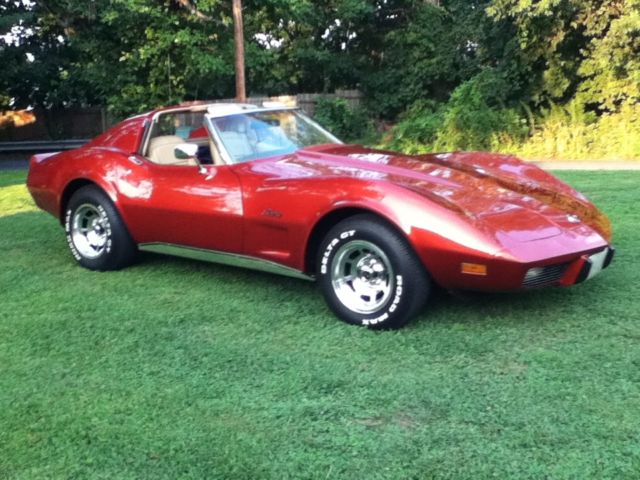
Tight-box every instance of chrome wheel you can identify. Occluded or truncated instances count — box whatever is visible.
[71,203,110,259]
[330,240,394,315]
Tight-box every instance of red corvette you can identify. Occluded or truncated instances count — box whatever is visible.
[27,102,614,329]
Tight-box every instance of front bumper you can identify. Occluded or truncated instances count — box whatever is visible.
[565,246,615,286]
[412,226,614,291]
[522,246,615,289]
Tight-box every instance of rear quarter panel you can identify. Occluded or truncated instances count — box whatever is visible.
[27,114,149,224]
[27,147,141,231]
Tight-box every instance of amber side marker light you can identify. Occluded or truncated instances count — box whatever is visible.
[461,263,487,276]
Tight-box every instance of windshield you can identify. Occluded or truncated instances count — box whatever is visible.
[208,109,342,163]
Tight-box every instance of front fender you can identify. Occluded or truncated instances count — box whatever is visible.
[302,180,505,276]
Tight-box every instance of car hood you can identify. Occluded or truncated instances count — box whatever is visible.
[256,144,611,243]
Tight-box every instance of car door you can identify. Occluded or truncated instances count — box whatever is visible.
[122,161,244,253]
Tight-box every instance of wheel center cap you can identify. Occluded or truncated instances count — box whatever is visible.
[91,218,105,234]
[357,255,386,284]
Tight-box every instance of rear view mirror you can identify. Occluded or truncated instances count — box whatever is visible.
[174,143,198,160]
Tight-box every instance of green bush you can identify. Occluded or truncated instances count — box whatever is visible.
[382,100,444,154]
[433,78,527,151]
[382,75,528,153]
[313,98,375,143]
[501,101,640,160]
[383,93,640,161]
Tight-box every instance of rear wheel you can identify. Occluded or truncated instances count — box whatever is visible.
[65,185,136,270]
[317,214,431,329]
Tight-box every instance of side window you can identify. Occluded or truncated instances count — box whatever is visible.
[150,111,206,140]
[144,111,212,166]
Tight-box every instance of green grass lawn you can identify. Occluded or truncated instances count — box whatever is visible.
[1,169,639,479]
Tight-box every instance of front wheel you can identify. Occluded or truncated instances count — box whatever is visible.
[65,185,136,271]
[317,214,431,329]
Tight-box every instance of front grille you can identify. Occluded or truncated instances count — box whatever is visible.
[522,263,570,288]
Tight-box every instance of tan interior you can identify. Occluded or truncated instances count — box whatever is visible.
[208,137,224,165]
[147,135,198,166]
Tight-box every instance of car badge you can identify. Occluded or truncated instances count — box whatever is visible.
[262,208,283,218]
[567,214,581,224]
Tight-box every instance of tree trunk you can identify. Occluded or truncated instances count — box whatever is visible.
[232,0,246,103]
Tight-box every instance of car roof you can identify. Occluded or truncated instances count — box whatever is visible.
[136,101,294,121]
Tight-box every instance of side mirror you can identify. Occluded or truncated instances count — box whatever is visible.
[174,143,199,160]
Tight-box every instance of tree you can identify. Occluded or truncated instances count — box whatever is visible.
[487,0,640,111]
[233,0,246,102]
[1,0,638,123]
[1,0,237,115]
[577,0,640,110]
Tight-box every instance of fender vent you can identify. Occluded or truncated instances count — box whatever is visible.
[522,263,570,288]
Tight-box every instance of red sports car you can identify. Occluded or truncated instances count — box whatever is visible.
[27,102,614,329]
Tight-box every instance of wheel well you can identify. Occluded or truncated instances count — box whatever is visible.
[59,179,98,224]
[304,207,401,275]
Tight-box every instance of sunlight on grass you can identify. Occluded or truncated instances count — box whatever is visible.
[0,183,37,217]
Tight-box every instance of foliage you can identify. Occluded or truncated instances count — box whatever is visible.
[380,0,640,158]
[383,100,445,154]
[0,0,235,115]
[385,96,640,161]
[313,97,374,142]
[360,2,466,118]
[433,76,526,152]
[486,0,640,109]
[504,102,640,161]
[0,1,82,109]
[2,169,640,477]
[377,0,640,159]
[577,0,640,110]
[384,74,528,153]
[1,0,640,157]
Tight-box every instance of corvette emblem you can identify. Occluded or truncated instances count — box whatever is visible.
[262,208,283,218]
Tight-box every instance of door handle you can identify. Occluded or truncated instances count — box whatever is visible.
[128,155,144,166]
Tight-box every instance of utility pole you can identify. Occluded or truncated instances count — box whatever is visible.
[232,0,246,102]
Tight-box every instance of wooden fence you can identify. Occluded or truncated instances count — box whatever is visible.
[0,90,363,142]
[0,107,111,142]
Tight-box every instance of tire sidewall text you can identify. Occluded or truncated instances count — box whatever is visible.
[319,226,407,327]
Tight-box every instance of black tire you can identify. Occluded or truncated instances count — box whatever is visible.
[317,214,431,329]
[64,185,136,271]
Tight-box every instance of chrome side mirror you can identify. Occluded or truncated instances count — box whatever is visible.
[174,143,199,160]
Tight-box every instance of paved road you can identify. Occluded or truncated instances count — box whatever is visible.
[533,161,640,170]
[0,153,30,170]
[1,159,30,170]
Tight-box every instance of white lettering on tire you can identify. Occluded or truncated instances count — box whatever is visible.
[65,203,113,262]
[361,275,404,325]
[322,228,406,327]
[320,229,356,275]
[65,209,82,261]
[97,205,113,254]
